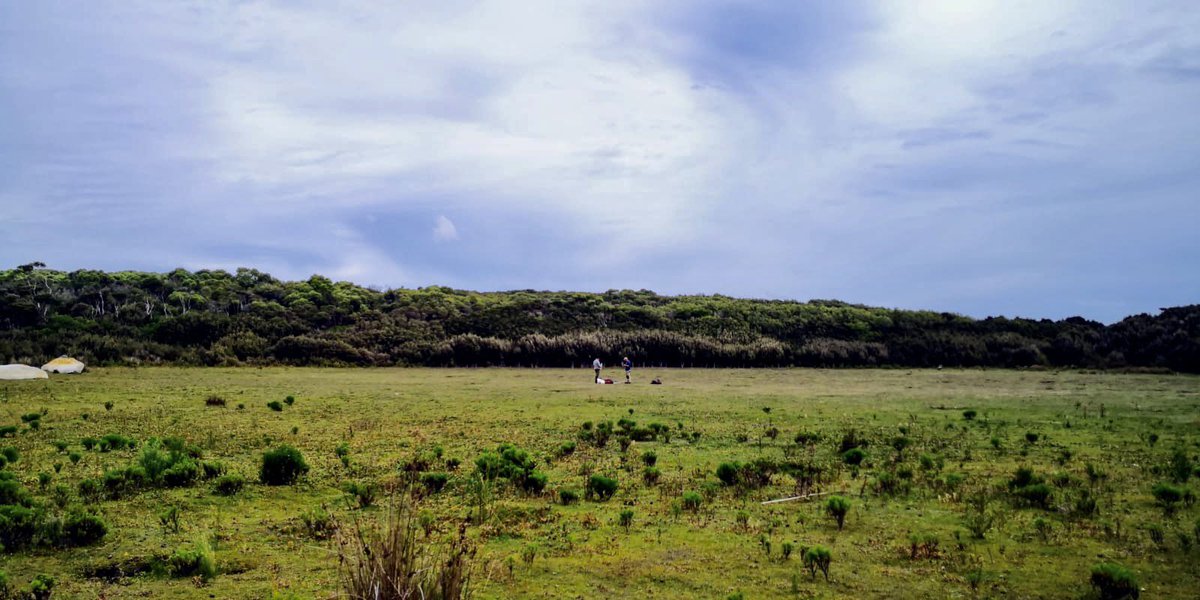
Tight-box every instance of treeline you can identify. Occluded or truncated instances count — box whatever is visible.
[0,264,1197,372]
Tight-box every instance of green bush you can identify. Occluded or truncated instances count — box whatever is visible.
[962,409,977,420]
[716,462,741,486]
[284,395,296,406]
[0,504,40,551]
[77,478,101,503]
[267,400,284,412]
[521,471,548,494]
[68,451,82,465]
[681,491,702,511]
[214,473,246,496]
[301,507,336,540]
[842,448,866,466]
[557,441,576,457]
[643,466,661,486]
[0,447,18,464]
[586,475,618,501]
[0,426,16,438]
[28,573,54,600]
[169,539,218,581]
[101,434,136,451]
[558,489,580,505]
[803,545,832,581]
[1168,448,1193,484]
[1151,482,1185,514]
[20,413,40,424]
[619,509,634,531]
[1090,563,1138,599]
[0,479,33,507]
[260,446,309,485]
[641,451,657,467]
[421,472,449,493]
[62,510,108,547]
[81,437,98,451]
[52,440,69,453]
[201,461,226,480]
[1014,483,1053,509]
[1024,432,1039,444]
[826,496,851,530]
[342,481,378,508]
[162,460,200,488]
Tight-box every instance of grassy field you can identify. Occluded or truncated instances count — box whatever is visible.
[1,367,1198,599]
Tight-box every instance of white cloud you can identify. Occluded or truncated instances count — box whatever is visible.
[433,215,458,242]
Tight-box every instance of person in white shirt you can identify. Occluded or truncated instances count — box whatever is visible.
[593,358,603,383]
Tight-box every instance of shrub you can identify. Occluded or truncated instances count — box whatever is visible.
[839,429,866,453]
[27,573,54,600]
[214,473,245,496]
[641,451,657,467]
[557,441,576,457]
[205,395,226,407]
[62,510,108,547]
[0,479,33,507]
[1014,483,1053,509]
[20,413,40,424]
[842,448,866,466]
[586,475,618,501]
[162,460,200,488]
[619,509,634,531]
[77,478,101,503]
[421,472,449,493]
[1090,563,1139,599]
[101,434,135,451]
[336,499,474,600]
[908,533,939,559]
[891,436,912,455]
[0,455,6,470]
[1024,432,1039,444]
[342,481,378,509]
[0,447,18,464]
[1152,482,1185,514]
[260,446,309,485]
[716,462,741,486]
[0,426,16,437]
[169,538,218,580]
[782,541,794,560]
[284,395,296,406]
[962,409,977,420]
[0,505,39,551]
[826,496,851,530]
[521,471,549,495]
[68,452,82,465]
[803,545,832,582]
[643,466,661,486]
[52,440,69,453]
[1168,448,1193,483]
[301,507,336,540]
[81,437,98,451]
[267,400,284,412]
[558,489,580,505]
[201,461,226,480]
[681,491,702,511]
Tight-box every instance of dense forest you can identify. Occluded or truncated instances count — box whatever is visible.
[1,264,1197,372]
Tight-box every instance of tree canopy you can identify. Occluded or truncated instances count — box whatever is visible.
[1,264,1196,371]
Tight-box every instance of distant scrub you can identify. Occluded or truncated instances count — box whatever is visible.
[2,266,1197,372]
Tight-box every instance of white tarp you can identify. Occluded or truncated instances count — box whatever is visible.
[42,356,85,374]
[0,364,49,380]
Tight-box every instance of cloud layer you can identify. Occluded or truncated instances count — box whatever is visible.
[1,1,1197,321]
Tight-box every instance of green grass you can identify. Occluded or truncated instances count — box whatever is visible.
[0,367,1198,598]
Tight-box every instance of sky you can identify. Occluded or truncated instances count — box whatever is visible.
[1,1,1198,323]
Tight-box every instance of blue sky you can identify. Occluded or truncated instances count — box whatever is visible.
[1,1,1197,323]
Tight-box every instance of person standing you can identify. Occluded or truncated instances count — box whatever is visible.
[622,356,632,383]
[593,357,603,383]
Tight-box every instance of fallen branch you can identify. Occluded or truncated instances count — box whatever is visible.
[761,490,845,505]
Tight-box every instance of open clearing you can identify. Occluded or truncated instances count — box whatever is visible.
[1,367,1198,598]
